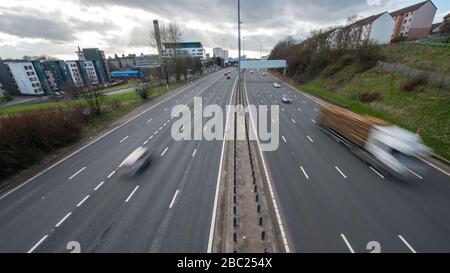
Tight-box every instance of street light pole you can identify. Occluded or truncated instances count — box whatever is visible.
[237,0,241,97]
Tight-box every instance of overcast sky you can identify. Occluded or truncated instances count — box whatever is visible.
[0,0,449,60]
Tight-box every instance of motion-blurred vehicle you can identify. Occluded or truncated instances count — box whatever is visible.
[318,103,431,180]
[227,76,231,80]
[281,95,292,103]
[250,71,254,74]
[262,72,266,76]
[273,83,281,88]
[119,146,153,176]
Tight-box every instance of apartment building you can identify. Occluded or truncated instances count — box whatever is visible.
[79,48,111,83]
[6,62,46,95]
[391,0,437,40]
[0,60,19,96]
[42,60,73,92]
[0,83,6,98]
[83,61,99,85]
[66,61,86,87]
[327,12,394,49]
[163,42,205,59]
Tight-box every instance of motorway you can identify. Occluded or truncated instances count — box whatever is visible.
[244,70,450,253]
[0,69,235,253]
[1,66,450,253]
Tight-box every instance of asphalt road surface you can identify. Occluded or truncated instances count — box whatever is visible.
[244,70,450,253]
[0,69,235,253]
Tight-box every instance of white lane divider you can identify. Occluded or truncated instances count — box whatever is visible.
[192,149,197,157]
[161,147,169,157]
[335,166,347,179]
[369,166,385,179]
[143,140,149,145]
[119,136,129,143]
[107,170,116,179]
[94,181,105,191]
[407,168,423,180]
[55,212,72,228]
[147,118,153,123]
[311,118,316,124]
[68,167,86,180]
[298,107,302,112]
[307,136,314,143]
[27,235,48,253]
[282,136,287,143]
[398,235,416,253]
[341,234,355,253]
[77,195,90,207]
[291,118,296,124]
[300,166,310,180]
[169,190,180,209]
[125,185,140,203]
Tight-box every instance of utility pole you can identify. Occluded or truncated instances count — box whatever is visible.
[237,0,241,97]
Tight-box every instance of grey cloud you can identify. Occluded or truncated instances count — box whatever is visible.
[0,7,117,43]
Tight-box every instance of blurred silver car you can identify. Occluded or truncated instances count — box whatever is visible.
[273,82,281,88]
[281,95,292,103]
[119,146,153,176]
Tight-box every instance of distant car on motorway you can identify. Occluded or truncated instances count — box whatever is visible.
[227,76,231,80]
[262,72,266,76]
[119,146,153,176]
[273,82,281,88]
[281,95,292,103]
[250,70,254,74]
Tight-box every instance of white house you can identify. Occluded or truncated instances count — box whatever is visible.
[6,62,44,95]
[391,0,437,40]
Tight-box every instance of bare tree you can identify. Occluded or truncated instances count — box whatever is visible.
[150,21,184,85]
[81,86,104,116]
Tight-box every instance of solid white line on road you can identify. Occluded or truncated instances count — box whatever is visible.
[27,235,48,253]
[192,149,197,157]
[341,234,355,253]
[107,170,116,178]
[161,147,168,157]
[119,136,129,143]
[282,136,287,143]
[94,181,105,191]
[147,118,153,123]
[407,168,423,180]
[242,73,291,253]
[77,195,90,207]
[311,118,316,124]
[307,136,314,143]
[55,212,72,228]
[369,166,385,179]
[298,107,302,112]
[125,186,139,203]
[169,190,180,209]
[335,166,347,179]
[300,166,310,180]
[68,167,86,180]
[398,235,417,253]
[417,157,450,176]
[208,76,238,253]
[291,118,296,124]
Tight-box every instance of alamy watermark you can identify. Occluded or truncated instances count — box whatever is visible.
[170,97,280,152]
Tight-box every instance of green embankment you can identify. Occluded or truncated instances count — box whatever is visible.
[294,45,450,160]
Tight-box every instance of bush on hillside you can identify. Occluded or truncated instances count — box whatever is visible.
[359,91,383,103]
[0,107,85,179]
[401,77,426,92]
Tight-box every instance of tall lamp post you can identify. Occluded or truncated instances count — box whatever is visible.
[237,0,241,97]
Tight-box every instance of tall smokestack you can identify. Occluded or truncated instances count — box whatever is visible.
[153,20,163,54]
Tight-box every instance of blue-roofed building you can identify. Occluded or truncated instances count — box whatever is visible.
[110,70,142,79]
